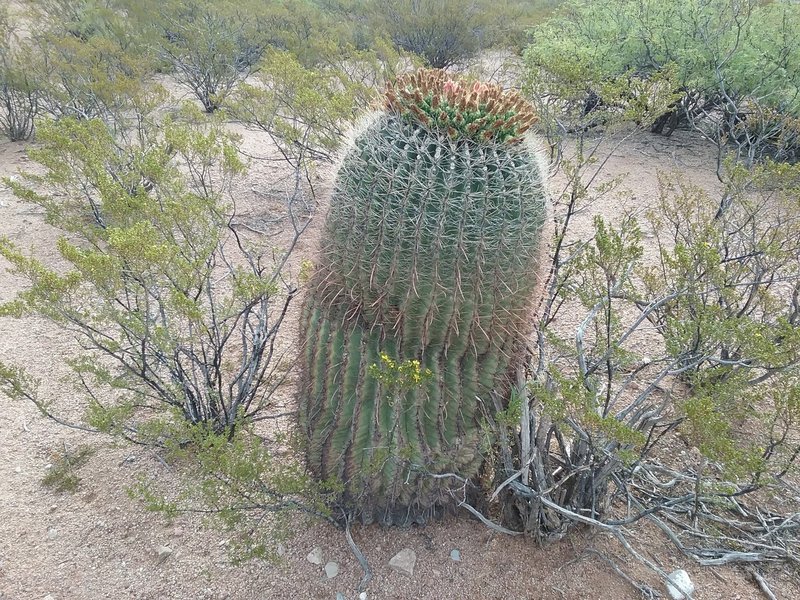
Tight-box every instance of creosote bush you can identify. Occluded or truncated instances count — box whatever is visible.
[0,99,332,558]
[0,7,39,141]
[369,0,553,68]
[152,0,265,113]
[132,420,340,562]
[33,30,161,126]
[483,58,800,576]
[226,48,374,162]
[526,0,800,163]
[0,107,300,438]
[642,165,800,479]
[373,0,486,69]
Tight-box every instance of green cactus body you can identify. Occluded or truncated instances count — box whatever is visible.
[299,71,548,525]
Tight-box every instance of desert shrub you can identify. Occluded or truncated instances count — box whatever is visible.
[147,0,355,113]
[525,0,800,162]
[27,0,126,41]
[320,0,557,61]
[471,67,800,576]
[0,107,305,438]
[313,0,379,51]
[226,44,405,163]
[641,162,800,476]
[146,0,267,112]
[30,30,162,129]
[503,166,800,539]
[17,1,163,131]
[367,0,563,67]
[478,0,564,54]
[28,0,156,63]
[254,0,346,68]
[0,22,352,552]
[369,0,490,68]
[0,8,39,141]
[132,419,340,562]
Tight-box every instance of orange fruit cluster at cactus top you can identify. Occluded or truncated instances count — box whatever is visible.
[384,69,538,144]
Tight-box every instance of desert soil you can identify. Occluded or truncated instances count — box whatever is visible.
[1,94,799,599]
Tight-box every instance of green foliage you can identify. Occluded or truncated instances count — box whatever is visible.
[543,215,647,446]
[0,108,297,437]
[525,0,800,159]
[131,419,339,562]
[480,1,563,53]
[0,361,42,410]
[140,0,386,114]
[529,0,757,94]
[494,386,523,428]
[523,46,680,146]
[0,7,39,140]
[640,162,800,480]
[41,444,95,493]
[0,96,322,554]
[682,383,765,479]
[644,168,800,375]
[537,158,800,489]
[29,0,127,42]
[371,0,488,68]
[299,70,549,525]
[22,0,161,127]
[226,48,367,159]
[367,0,558,68]
[149,0,267,112]
[255,0,350,67]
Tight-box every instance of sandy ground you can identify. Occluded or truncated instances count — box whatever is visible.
[1,98,799,600]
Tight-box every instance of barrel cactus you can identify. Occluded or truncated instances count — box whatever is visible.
[299,69,549,525]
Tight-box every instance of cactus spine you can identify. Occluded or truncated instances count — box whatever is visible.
[299,70,549,525]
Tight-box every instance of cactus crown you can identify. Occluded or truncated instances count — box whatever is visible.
[384,69,538,144]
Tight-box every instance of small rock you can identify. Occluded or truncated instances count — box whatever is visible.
[43,596,55,600]
[14,466,22,474]
[49,505,58,513]
[276,543,286,557]
[359,593,367,600]
[666,569,695,600]
[388,548,416,577]
[306,546,324,565]
[171,527,184,537]
[324,561,339,579]
[450,549,461,562]
[47,528,58,541]
[335,593,345,600]
[155,545,173,565]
